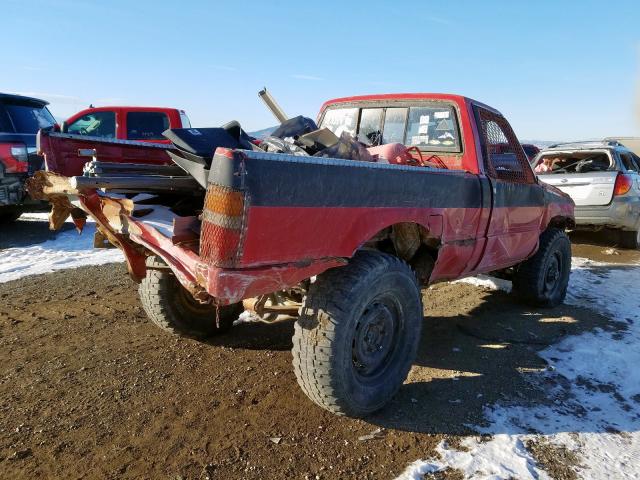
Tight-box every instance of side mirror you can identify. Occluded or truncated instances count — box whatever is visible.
[60,121,68,133]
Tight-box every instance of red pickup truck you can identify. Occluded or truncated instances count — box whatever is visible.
[47,106,190,176]
[31,93,574,417]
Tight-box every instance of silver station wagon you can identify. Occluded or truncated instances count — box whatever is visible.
[532,140,640,248]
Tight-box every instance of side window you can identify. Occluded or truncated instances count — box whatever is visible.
[405,105,460,152]
[619,152,637,172]
[357,108,383,145]
[476,108,534,183]
[126,112,170,140]
[66,111,116,139]
[382,107,407,144]
[630,153,640,171]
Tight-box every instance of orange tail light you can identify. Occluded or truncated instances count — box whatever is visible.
[200,184,246,266]
[613,173,633,197]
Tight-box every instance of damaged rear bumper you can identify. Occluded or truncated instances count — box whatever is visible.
[26,170,344,304]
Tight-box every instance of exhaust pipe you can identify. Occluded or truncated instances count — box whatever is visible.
[258,88,288,124]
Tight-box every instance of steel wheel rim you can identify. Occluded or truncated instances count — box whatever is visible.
[543,252,562,295]
[352,296,401,380]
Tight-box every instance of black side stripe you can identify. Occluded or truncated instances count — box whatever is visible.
[208,150,562,209]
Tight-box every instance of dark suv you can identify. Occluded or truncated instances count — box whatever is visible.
[0,93,56,222]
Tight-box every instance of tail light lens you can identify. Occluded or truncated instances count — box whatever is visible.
[613,173,633,196]
[0,143,28,173]
[200,184,246,266]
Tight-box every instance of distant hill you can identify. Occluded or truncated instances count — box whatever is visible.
[520,140,563,149]
[248,126,277,139]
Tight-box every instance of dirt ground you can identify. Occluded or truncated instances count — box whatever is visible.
[0,225,637,479]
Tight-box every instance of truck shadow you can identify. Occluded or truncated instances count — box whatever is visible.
[0,216,75,250]
[569,229,620,247]
[205,264,638,438]
[368,283,634,436]
[206,319,296,351]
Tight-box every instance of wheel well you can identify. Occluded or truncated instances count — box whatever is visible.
[549,215,575,231]
[362,222,440,284]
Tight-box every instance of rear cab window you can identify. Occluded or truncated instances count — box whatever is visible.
[382,108,407,144]
[0,101,55,134]
[319,102,461,153]
[321,108,358,138]
[67,111,116,139]
[405,106,459,150]
[126,111,170,140]
[357,108,383,145]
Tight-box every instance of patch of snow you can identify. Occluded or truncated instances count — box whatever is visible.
[454,274,511,292]
[19,212,64,222]
[0,217,123,283]
[133,204,176,238]
[235,309,260,325]
[399,257,640,479]
[398,437,550,480]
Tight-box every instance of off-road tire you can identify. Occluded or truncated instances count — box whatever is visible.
[292,251,423,417]
[618,229,640,249]
[512,228,571,307]
[139,256,242,338]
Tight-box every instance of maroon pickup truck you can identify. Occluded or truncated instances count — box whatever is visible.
[31,93,574,417]
[45,106,191,177]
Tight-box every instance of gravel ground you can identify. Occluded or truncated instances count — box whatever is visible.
[0,220,636,479]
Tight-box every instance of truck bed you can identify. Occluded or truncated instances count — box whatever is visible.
[37,130,175,177]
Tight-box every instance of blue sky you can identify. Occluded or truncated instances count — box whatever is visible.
[4,0,639,140]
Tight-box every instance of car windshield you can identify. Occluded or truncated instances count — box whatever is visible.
[2,102,55,134]
[533,151,613,174]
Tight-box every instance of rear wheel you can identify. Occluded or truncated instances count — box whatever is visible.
[512,228,571,307]
[619,229,640,249]
[292,251,423,417]
[139,256,242,338]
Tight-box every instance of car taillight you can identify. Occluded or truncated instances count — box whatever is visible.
[0,143,28,173]
[200,184,246,266]
[613,173,633,196]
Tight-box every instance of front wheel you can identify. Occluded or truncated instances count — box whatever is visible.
[512,228,571,307]
[138,256,242,338]
[292,251,423,417]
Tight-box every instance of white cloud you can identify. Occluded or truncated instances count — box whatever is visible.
[212,65,238,72]
[11,91,84,105]
[291,74,324,81]
[93,97,126,105]
[19,66,46,72]
[425,15,452,26]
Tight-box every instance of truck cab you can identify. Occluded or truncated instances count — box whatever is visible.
[62,106,190,143]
